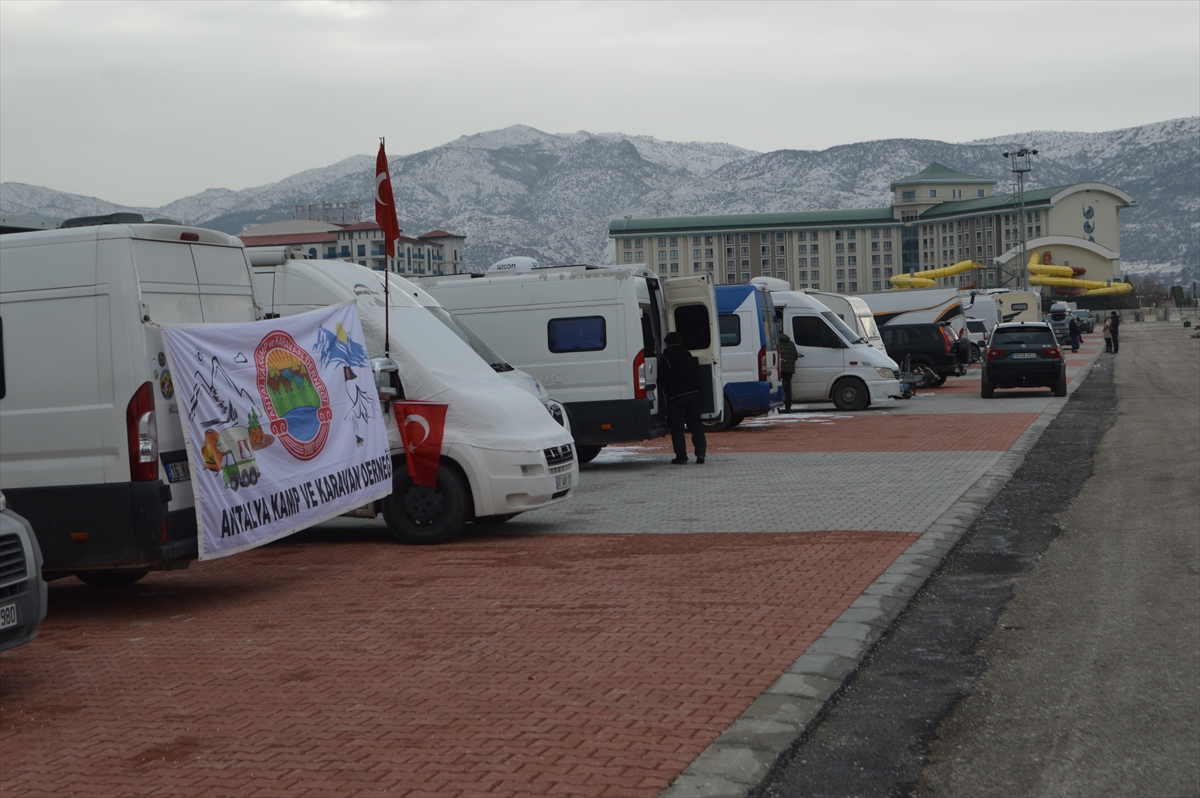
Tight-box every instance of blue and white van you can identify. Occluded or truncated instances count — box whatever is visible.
[708,284,782,430]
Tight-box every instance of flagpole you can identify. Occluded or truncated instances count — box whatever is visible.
[381,136,390,361]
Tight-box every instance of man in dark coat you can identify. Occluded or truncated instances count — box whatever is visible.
[1068,315,1081,352]
[779,332,799,412]
[1109,311,1121,354]
[659,331,707,464]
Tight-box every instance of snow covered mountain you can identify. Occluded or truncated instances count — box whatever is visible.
[3,119,1196,272]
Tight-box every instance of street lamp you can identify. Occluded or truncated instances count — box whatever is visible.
[1003,148,1039,292]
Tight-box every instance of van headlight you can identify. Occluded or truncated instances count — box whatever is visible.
[876,367,896,380]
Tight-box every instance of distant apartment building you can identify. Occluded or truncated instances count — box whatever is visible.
[609,163,1135,294]
[239,220,466,275]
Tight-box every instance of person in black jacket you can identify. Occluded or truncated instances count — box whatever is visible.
[659,331,707,464]
[1068,315,1081,352]
[1109,311,1121,354]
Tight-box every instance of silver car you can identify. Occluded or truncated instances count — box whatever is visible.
[0,490,48,652]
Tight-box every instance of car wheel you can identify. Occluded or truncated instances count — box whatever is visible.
[911,362,936,388]
[702,397,735,432]
[76,569,150,588]
[574,444,603,464]
[931,374,948,388]
[1053,376,1068,397]
[831,377,869,411]
[981,375,994,398]
[970,343,981,363]
[381,461,469,545]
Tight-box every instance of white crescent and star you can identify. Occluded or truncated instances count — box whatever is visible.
[404,414,430,453]
[375,172,389,205]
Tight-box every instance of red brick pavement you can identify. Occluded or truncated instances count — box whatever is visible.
[627,412,1041,454]
[1,530,916,798]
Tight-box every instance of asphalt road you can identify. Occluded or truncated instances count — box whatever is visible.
[751,321,1200,798]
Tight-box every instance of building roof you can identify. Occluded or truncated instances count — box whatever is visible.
[342,221,382,231]
[890,162,996,188]
[239,219,343,237]
[610,207,896,235]
[419,229,460,239]
[239,231,338,247]
[917,186,1064,219]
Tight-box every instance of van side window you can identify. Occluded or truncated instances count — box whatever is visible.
[548,316,606,353]
[793,316,841,349]
[718,315,741,347]
[1012,303,1029,312]
[673,305,712,350]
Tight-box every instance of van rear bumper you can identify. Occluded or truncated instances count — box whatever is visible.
[3,481,197,576]
[564,399,666,446]
[726,381,781,417]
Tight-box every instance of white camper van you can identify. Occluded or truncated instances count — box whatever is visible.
[752,277,886,355]
[772,291,903,410]
[417,266,722,463]
[856,287,965,329]
[0,215,260,585]
[249,256,578,543]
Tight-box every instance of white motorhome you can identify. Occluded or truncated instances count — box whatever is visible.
[772,291,903,410]
[417,265,722,463]
[0,215,260,585]
[976,289,1041,325]
[755,278,889,356]
[249,256,578,543]
[857,287,965,329]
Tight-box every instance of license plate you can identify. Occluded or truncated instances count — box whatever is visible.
[1012,352,1037,359]
[555,472,573,491]
[0,603,17,631]
[165,460,191,483]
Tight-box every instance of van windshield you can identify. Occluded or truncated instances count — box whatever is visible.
[424,306,514,372]
[859,313,881,341]
[821,311,861,345]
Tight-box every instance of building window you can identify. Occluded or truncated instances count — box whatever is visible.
[776,245,786,255]
[798,245,807,255]
[810,257,819,268]
[836,243,845,254]
[847,230,856,240]
[836,257,845,267]
[693,262,701,272]
[726,247,735,257]
[658,237,667,247]
[837,282,846,291]
[760,232,770,242]
[836,268,845,279]
[726,259,735,269]
[872,267,881,278]
[776,232,785,242]
[668,237,678,247]
[670,262,679,274]
[873,281,882,290]
[692,236,702,245]
[740,246,749,256]
[848,256,857,266]
[797,231,807,241]
[847,242,856,253]
[740,233,749,243]
[623,240,632,250]
[987,244,994,256]
[776,258,785,267]
[705,248,714,257]
[705,236,713,245]
[761,259,770,268]
[635,251,643,260]
[659,250,667,261]
[761,246,770,256]
[884,254,893,265]
[871,241,880,252]
[902,190,916,202]
[706,261,714,271]
[848,269,857,279]
[670,249,678,259]
[849,282,858,291]
[777,272,787,280]
[741,259,750,268]
[883,228,892,238]
[693,249,702,258]
[741,272,751,283]
[727,272,736,283]
[634,238,643,248]
[872,255,880,265]
[835,230,844,241]
[726,235,735,244]
[884,267,893,278]
[810,243,819,254]
[798,258,807,268]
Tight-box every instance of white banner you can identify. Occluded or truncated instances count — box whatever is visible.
[163,302,392,560]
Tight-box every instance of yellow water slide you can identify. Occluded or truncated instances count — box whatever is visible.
[890,259,980,289]
[1025,253,1133,296]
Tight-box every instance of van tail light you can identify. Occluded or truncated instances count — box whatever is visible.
[126,382,159,482]
[758,345,768,382]
[633,349,647,399]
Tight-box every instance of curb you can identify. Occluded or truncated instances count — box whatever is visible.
[660,346,1107,798]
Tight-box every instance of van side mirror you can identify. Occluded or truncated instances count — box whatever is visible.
[370,357,402,403]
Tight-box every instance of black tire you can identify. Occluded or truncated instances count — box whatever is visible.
[474,514,518,525]
[76,569,150,588]
[726,413,745,429]
[381,461,469,545]
[248,468,259,486]
[910,362,936,388]
[831,377,869,411]
[1053,376,1068,397]
[930,374,948,388]
[702,397,735,432]
[575,444,603,464]
[981,377,995,398]
[970,343,981,363]
[228,477,239,493]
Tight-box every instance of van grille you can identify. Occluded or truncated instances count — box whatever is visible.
[544,444,574,468]
[0,533,29,588]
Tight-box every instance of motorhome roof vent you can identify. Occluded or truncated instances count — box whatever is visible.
[60,212,146,228]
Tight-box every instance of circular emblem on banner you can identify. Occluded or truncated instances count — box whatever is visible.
[159,369,174,399]
[255,331,332,461]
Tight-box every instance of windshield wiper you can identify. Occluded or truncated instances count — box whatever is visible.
[491,363,514,372]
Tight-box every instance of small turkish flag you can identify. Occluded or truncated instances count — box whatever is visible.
[375,141,400,259]
[393,401,448,487]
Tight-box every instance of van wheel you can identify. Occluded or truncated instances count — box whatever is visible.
[76,569,150,588]
[575,445,603,464]
[703,398,735,432]
[381,462,468,545]
[727,413,745,429]
[831,378,869,411]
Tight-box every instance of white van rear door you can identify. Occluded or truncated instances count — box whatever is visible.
[663,275,722,420]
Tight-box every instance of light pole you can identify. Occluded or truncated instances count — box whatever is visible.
[1003,148,1038,292]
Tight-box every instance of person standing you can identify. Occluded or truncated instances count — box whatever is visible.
[1102,316,1113,353]
[1109,311,1121,354]
[779,332,799,412]
[659,331,707,464]
[1068,315,1081,353]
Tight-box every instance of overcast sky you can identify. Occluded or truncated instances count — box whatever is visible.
[2,0,1197,207]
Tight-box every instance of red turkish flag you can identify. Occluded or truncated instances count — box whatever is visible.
[393,401,448,487]
[375,142,400,258]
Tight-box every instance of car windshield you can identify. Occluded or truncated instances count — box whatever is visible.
[424,306,514,372]
[993,329,1056,347]
[821,311,863,344]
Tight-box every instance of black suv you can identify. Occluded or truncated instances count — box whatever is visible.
[981,322,1067,398]
[881,322,970,387]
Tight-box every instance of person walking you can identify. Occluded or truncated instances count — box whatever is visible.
[1068,315,1081,353]
[659,331,707,464]
[1109,311,1121,354]
[1102,316,1113,353]
[779,332,799,412]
